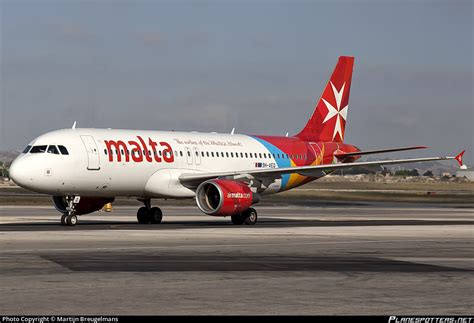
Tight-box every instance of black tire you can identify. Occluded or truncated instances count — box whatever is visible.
[66,214,77,226]
[148,207,163,224]
[243,208,257,225]
[231,213,245,225]
[137,207,149,224]
[60,214,68,226]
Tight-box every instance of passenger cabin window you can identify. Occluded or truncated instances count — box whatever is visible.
[23,145,32,154]
[30,145,47,153]
[47,145,60,155]
[58,145,69,155]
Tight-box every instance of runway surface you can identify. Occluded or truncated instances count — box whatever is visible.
[0,204,473,314]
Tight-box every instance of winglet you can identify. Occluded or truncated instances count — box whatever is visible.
[72,121,77,130]
[231,128,235,135]
[454,150,466,168]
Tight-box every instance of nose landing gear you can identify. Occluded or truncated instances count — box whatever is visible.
[137,198,163,224]
[60,196,80,226]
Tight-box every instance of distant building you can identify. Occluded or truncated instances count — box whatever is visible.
[456,167,474,181]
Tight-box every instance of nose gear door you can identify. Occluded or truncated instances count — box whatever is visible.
[80,135,100,170]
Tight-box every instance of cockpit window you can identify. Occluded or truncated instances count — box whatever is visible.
[47,145,60,155]
[58,145,69,155]
[30,145,48,153]
[22,145,32,154]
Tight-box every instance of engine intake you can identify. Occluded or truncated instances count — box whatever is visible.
[195,179,258,216]
[53,196,115,215]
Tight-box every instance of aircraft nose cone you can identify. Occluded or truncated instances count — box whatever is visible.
[9,160,19,183]
[9,158,29,187]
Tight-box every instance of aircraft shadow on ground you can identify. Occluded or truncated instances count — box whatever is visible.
[41,253,472,273]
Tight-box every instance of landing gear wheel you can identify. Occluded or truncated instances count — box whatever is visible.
[231,213,245,225]
[137,207,149,224]
[60,214,68,226]
[148,207,163,224]
[243,208,257,225]
[66,214,77,226]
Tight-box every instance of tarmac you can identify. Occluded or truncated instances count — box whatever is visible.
[0,204,473,314]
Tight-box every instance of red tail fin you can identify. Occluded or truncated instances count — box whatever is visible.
[296,56,354,143]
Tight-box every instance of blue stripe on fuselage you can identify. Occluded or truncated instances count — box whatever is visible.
[250,136,291,190]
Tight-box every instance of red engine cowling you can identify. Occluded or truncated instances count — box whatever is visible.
[53,196,115,215]
[195,179,259,216]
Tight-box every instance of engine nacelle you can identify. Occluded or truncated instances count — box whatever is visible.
[53,196,115,215]
[195,179,259,216]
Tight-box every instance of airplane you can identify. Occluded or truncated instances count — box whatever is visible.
[8,56,465,226]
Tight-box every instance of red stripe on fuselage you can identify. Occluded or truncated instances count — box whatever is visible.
[253,135,360,167]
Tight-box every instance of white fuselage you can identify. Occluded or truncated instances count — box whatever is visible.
[10,128,287,198]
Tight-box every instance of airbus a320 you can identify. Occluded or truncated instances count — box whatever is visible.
[9,56,465,226]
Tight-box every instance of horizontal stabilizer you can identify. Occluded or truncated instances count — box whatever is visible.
[335,146,428,158]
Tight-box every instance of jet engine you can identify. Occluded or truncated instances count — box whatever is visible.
[53,196,115,215]
[195,179,259,216]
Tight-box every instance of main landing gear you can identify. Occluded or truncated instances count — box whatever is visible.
[137,198,163,224]
[60,196,80,226]
[231,208,258,225]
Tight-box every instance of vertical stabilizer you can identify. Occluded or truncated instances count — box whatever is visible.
[296,56,354,142]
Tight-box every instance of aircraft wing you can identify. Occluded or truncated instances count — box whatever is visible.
[179,152,463,188]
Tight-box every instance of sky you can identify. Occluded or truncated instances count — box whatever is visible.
[1,0,473,163]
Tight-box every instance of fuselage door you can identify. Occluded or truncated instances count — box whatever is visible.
[193,147,201,165]
[80,135,100,170]
[185,147,193,165]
